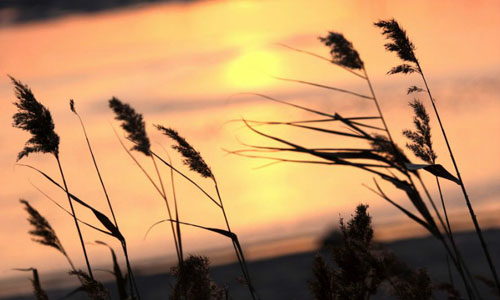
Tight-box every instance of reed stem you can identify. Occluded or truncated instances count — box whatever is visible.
[214,182,258,300]
[76,112,139,298]
[417,61,500,293]
[55,155,93,279]
[151,155,181,264]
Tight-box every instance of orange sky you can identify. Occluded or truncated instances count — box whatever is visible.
[1,0,500,292]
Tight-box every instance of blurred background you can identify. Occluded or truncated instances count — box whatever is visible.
[1,0,499,298]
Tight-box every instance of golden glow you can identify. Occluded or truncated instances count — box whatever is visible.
[224,49,280,89]
[1,0,500,293]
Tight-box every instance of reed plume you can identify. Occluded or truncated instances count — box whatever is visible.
[374,19,418,74]
[21,199,65,255]
[20,199,77,272]
[155,125,214,179]
[109,97,151,156]
[319,32,364,70]
[403,99,436,164]
[10,76,59,161]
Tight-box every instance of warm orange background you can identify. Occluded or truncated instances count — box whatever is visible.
[1,0,499,291]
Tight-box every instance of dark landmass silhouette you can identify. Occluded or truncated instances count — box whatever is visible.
[0,0,197,25]
[3,229,500,300]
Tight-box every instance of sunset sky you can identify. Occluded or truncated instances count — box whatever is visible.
[1,0,499,293]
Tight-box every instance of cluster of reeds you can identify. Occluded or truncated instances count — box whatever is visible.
[310,204,446,299]
[232,19,498,298]
[10,79,257,299]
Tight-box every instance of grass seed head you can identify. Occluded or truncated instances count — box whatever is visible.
[10,76,60,161]
[20,199,66,255]
[403,99,437,164]
[109,97,151,156]
[155,125,214,179]
[319,32,364,70]
[374,19,417,64]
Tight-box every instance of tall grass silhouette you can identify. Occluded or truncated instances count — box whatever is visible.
[375,18,500,293]
[10,76,94,279]
[9,80,257,299]
[231,19,496,298]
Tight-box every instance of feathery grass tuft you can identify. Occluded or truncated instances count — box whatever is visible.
[20,199,66,255]
[407,86,424,95]
[374,19,417,64]
[319,32,364,70]
[109,97,151,156]
[403,99,436,164]
[10,76,60,161]
[155,125,214,179]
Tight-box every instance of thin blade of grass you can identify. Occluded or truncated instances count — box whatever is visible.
[30,182,113,237]
[95,241,128,300]
[272,76,373,100]
[14,268,49,300]
[364,179,432,233]
[378,173,439,236]
[406,163,460,184]
[276,43,367,79]
[18,164,124,243]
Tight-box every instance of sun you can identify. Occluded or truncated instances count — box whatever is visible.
[225,49,280,89]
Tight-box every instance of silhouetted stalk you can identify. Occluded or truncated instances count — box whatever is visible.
[72,104,139,298]
[363,66,476,299]
[417,61,500,293]
[364,66,445,232]
[277,43,367,79]
[122,241,141,300]
[446,254,454,286]
[151,152,221,208]
[165,152,184,263]
[213,181,257,300]
[55,155,93,279]
[151,155,181,263]
[417,175,478,296]
[273,76,374,100]
[436,177,453,249]
[416,177,447,233]
[112,126,164,196]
